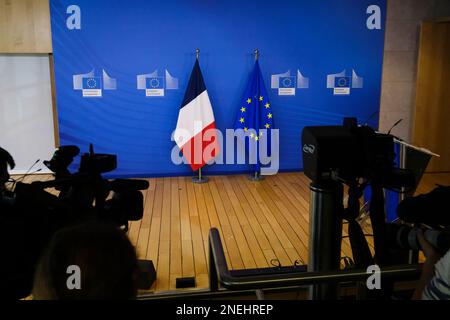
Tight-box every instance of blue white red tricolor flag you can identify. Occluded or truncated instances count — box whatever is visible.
[174,60,219,171]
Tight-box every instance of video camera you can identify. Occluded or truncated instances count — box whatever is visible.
[15,144,149,229]
[0,145,149,298]
[302,117,414,188]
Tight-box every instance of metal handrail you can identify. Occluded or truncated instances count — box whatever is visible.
[208,228,422,291]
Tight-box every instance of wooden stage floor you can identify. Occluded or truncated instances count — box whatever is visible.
[130,172,315,293]
[18,172,450,294]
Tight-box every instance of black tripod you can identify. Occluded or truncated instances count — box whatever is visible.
[308,178,393,299]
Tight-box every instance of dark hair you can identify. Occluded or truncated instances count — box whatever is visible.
[0,147,15,169]
[32,220,138,300]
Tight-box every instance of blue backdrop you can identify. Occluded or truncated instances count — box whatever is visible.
[50,0,386,177]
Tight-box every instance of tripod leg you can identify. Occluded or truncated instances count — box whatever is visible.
[369,184,394,298]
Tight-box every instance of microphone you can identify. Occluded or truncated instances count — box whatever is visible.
[14,168,43,186]
[13,159,40,184]
[363,111,379,126]
[387,119,403,135]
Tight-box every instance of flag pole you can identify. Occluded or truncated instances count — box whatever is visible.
[249,48,264,181]
[193,48,209,184]
[193,167,209,184]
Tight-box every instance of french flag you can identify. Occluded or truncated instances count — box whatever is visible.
[174,60,219,171]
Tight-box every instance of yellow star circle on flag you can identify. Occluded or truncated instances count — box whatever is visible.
[267,113,272,119]
[246,98,251,104]
[265,103,270,109]
[240,117,244,123]
[240,107,246,112]
[259,96,263,101]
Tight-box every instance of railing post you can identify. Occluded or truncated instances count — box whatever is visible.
[209,232,219,291]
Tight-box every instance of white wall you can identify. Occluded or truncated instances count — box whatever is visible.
[0,54,55,174]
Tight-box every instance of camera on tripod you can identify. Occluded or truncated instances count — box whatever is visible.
[301,118,420,298]
[302,118,448,276]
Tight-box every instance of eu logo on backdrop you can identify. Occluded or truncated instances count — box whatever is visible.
[82,77,101,89]
[146,77,164,89]
[137,69,178,97]
[327,69,363,95]
[279,76,296,88]
[271,70,309,96]
[82,77,102,97]
[334,76,350,88]
[73,70,117,98]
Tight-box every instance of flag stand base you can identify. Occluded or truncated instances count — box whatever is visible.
[248,172,264,181]
[192,176,209,184]
[193,168,208,184]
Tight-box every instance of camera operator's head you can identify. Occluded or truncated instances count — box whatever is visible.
[32,220,139,300]
[0,147,15,190]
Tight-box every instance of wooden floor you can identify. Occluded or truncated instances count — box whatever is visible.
[16,172,450,293]
[129,173,316,292]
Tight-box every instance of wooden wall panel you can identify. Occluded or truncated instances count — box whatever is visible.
[413,21,450,172]
[49,54,59,146]
[0,0,52,53]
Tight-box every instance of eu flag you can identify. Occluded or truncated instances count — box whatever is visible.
[234,61,274,173]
